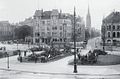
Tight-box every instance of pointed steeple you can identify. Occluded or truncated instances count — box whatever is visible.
[86,4,91,38]
[88,4,90,15]
[86,5,91,28]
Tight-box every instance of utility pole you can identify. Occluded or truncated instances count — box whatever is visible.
[63,22,66,48]
[73,7,77,73]
[102,25,105,52]
[37,17,40,47]
[111,21,113,52]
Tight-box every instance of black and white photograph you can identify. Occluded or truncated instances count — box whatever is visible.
[0,0,120,79]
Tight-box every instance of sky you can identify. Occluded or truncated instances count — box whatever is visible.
[0,0,120,30]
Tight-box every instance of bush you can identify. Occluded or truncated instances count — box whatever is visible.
[13,50,19,55]
[97,55,120,65]
[93,49,107,56]
[0,53,4,58]
[29,47,43,52]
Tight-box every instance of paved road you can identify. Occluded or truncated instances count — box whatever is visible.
[1,37,120,79]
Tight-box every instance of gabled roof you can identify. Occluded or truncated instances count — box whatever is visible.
[51,9,59,16]
[34,10,43,17]
[104,11,120,23]
[41,11,52,19]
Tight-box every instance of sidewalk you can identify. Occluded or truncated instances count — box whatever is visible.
[1,55,120,79]
[1,53,120,75]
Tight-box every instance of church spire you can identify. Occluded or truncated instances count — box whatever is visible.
[88,4,90,14]
[86,4,91,28]
[86,4,91,38]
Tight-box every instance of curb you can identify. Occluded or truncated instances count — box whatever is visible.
[0,68,120,76]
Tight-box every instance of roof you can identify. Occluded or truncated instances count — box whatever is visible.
[41,11,52,19]
[34,10,43,17]
[103,11,120,23]
[51,9,59,16]
[34,9,69,19]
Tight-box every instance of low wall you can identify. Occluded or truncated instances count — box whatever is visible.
[97,55,120,65]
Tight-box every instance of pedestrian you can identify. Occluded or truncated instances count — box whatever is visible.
[34,55,37,63]
[77,48,79,53]
[24,51,27,56]
[18,50,21,57]
[3,46,6,51]
[20,56,22,63]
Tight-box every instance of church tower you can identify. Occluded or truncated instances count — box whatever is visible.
[86,5,91,38]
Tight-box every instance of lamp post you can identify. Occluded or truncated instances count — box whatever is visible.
[102,25,105,52]
[73,7,77,73]
[7,53,9,69]
[63,22,66,48]
[111,21,114,52]
[17,40,19,50]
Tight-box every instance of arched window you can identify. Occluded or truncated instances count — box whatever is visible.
[113,25,115,30]
[117,32,120,38]
[107,32,111,37]
[113,32,116,37]
[107,39,111,43]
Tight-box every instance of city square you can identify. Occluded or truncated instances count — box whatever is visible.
[0,0,120,79]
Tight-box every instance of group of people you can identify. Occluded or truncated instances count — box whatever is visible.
[18,50,27,63]
[77,50,98,64]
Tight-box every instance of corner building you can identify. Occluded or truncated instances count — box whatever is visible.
[101,11,120,46]
[33,9,72,46]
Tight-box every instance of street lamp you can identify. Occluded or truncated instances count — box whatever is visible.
[73,7,77,73]
[63,22,66,48]
[17,40,18,50]
[102,25,105,52]
[7,53,9,69]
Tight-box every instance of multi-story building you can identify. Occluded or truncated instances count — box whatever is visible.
[101,11,120,46]
[17,9,85,46]
[76,16,85,42]
[33,9,72,47]
[0,21,15,41]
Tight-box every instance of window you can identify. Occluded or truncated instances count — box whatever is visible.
[52,32,57,36]
[107,40,111,43]
[35,32,40,37]
[113,32,116,37]
[107,32,111,37]
[60,32,62,37]
[117,25,120,30]
[113,25,115,30]
[47,21,50,25]
[109,25,111,30]
[47,27,50,31]
[41,32,45,36]
[117,32,120,38]
[42,21,45,25]
[60,38,62,42]
[52,26,57,30]
[47,32,51,36]
[35,38,39,43]
[60,26,62,30]
[54,26,57,30]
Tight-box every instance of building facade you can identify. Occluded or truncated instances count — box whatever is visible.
[101,11,120,46]
[17,9,85,46]
[0,21,15,41]
[76,16,85,42]
[33,9,72,46]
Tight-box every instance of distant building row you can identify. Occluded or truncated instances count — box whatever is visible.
[0,21,15,41]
